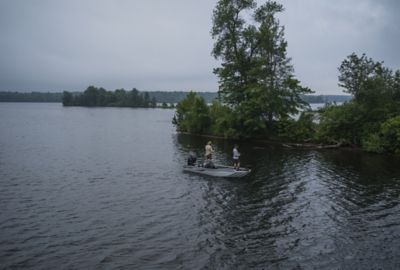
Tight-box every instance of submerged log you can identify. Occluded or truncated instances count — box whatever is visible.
[281,140,345,149]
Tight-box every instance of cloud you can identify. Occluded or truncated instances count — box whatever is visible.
[278,0,400,93]
[0,0,218,91]
[0,0,399,94]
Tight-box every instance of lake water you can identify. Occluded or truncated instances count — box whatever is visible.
[1,103,400,269]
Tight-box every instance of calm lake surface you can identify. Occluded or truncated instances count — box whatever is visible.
[1,103,400,270]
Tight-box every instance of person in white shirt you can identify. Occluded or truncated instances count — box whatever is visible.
[233,144,241,170]
[204,141,215,168]
[205,141,214,160]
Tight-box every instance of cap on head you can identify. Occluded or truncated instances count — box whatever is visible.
[208,141,212,145]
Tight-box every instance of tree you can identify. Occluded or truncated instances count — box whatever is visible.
[143,92,150,107]
[97,87,107,106]
[129,88,140,106]
[317,102,364,144]
[151,97,157,108]
[208,101,238,138]
[62,91,73,106]
[380,116,400,154]
[211,0,257,106]
[211,0,311,134]
[172,92,211,134]
[61,86,156,108]
[82,86,99,106]
[338,53,392,103]
[337,53,400,124]
[318,53,400,152]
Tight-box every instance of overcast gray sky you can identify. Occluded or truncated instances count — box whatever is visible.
[0,0,399,94]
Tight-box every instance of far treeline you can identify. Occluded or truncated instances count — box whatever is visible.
[62,87,159,108]
[145,91,350,104]
[173,0,400,154]
[0,90,349,104]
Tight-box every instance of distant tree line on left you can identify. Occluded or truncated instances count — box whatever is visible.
[0,91,62,102]
[63,86,157,108]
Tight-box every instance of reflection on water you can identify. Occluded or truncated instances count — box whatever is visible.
[0,103,400,269]
[176,134,400,269]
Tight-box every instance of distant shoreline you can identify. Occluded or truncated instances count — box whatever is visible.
[0,91,352,104]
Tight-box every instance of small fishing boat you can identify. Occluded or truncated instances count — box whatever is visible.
[183,164,251,178]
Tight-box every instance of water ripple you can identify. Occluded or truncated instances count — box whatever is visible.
[1,104,400,269]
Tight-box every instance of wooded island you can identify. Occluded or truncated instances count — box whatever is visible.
[172,0,400,154]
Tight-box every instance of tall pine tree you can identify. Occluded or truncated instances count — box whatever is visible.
[212,0,311,133]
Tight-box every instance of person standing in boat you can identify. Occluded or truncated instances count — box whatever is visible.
[205,141,214,160]
[233,144,241,170]
[204,141,216,168]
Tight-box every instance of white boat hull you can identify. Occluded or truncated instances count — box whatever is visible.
[183,164,251,178]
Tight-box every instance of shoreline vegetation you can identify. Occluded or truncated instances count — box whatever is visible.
[178,131,346,150]
[173,0,400,155]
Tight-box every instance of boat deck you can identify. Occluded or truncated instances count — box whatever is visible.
[183,164,251,178]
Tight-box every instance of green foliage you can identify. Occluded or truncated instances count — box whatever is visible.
[338,53,400,116]
[211,0,312,134]
[317,102,364,144]
[173,92,319,141]
[277,112,316,141]
[235,99,267,136]
[338,53,380,100]
[362,133,385,153]
[208,101,234,137]
[317,53,400,154]
[208,101,250,139]
[173,92,211,134]
[62,91,73,106]
[62,86,157,108]
[380,116,400,154]
[360,117,400,154]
